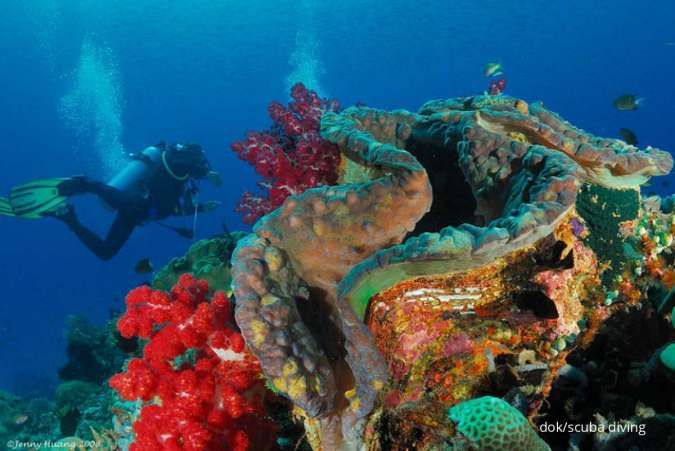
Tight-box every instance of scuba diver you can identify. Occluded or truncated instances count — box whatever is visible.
[0,143,222,260]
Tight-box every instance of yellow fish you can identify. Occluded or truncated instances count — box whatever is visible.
[484,62,503,77]
[14,414,28,425]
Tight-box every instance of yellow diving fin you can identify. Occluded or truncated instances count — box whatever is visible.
[0,196,15,217]
[9,178,71,219]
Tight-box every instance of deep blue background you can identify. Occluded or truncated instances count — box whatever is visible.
[1,0,673,396]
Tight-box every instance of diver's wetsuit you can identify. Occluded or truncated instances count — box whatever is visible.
[58,145,207,260]
[61,181,148,260]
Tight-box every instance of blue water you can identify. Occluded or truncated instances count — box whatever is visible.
[1,0,673,396]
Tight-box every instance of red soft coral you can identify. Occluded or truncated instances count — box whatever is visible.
[110,275,275,451]
[231,82,340,224]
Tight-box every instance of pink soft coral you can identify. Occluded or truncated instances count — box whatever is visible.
[231,83,340,224]
[109,274,275,451]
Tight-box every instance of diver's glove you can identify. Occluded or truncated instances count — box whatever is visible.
[58,176,93,197]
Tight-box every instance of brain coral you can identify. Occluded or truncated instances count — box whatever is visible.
[448,396,550,451]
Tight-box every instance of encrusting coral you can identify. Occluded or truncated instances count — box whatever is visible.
[152,233,247,293]
[231,94,672,449]
[58,315,131,385]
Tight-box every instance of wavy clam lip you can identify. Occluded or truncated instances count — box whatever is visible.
[232,106,433,426]
[337,95,672,321]
[231,94,672,448]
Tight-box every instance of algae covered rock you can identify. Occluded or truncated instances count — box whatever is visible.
[0,315,131,446]
[0,390,59,445]
[55,380,114,439]
[58,315,132,384]
[55,381,102,417]
[153,232,247,292]
[575,183,640,286]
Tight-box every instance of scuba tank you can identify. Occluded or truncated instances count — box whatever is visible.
[107,146,163,193]
[104,143,217,239]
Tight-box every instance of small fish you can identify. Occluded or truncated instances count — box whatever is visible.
[134,258,153,274]
[613,94,643,111]
[484,62,503,77]
[618,127,638,145]
[14,414,28,425]
[111,407,131,422]
[206,170,223,187]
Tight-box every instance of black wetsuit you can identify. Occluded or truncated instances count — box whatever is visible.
[61,162,194,260]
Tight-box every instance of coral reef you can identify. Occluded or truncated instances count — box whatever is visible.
[662,306,675,370]
[541,289,675,450]
[110,274,275,450]
[152,233,247,293]
[7,94,673,451]
[0,391,59,446]
[58,315,132,384]
[447,396,550,450]
[230,94,673,449]
[231,83,340,224]
[1,315,135,445]
[54,380,113,438]
[0,382,118,447]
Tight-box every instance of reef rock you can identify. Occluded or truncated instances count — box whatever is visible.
[153,232,246,293]
[231,95,672,450]
[58,315,131,385]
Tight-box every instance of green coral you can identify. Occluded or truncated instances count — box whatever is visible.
[660,305,675,372]
[0,390,59,445]
[575,183,640,286]
[661,194,675,214]
[55,381,102,417]
[447,396,550,451]
[55,381,115,439]
[152,233,247,292]
[58,316,131,384]
[0,315,132,446]
[661,343,675,371]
